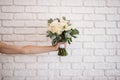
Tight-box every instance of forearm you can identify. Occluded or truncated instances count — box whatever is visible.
[0,42,57,54]
[22,45,57,54]
[0,42,23,54]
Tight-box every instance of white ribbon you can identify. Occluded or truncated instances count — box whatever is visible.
[60,44,65,48]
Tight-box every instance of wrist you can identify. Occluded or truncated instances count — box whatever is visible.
[59,44,65,48]
[54,45,58,51]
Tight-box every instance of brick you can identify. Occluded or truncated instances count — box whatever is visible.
[2,6,24,12]
[95,35,116,42]
[72,21,94,28]
[72,49,93,56]
[0,28,13,34]
[61,14,83,20]
[37,0,60,6]
[0,55,13,62]
[14,70,36,76]
[106,42,120,48]
[61,70,82,76]
[53,77,71,80]
[107,15,120,21]
[14,13,36,20]
[3,63,25,69]
[95,63,115,69]
[72,7,94,13]
[84,29,105,35]
[49,7,71,13]
[72,77,81,80]
[37,70,59,76]
[0,35,1,41]
[38,13,60,20]
[106,56,120,62]
[0,0,12,5]
[49,63,70,69]
[117,49,120,55]
[118,8,120,14]
[84,42,105,49]
[14,41,36,46]
[84,0,105,6]
[3,35,24,41]
[72,63,93,69]
[61,56,82,62]
[15,55,36,62]
[26,63,48,69]
[105,70,120,76]
[0,13,13,19]
[83,70,104,76]
[24,21,47,27]
[118,22,120,27]
[74,35,93,42]
[74,77,93,80]
[0,21,1,26]
[107,29,120,35]
[61,0,83,6]
[25,6,48,12]
[107,0,120,7]
[37,42,51,46]
[95,21,116,28]
[49,51,59,56]
[36,28,47,34]
[0,63,2,69]
[69,42,82,49]
[38,56,59,62]
[14,0,36,5]
[24,35,47,41]
[0,70,13,77]
[84,56,104,62]
[94,77,115,80]
[117,63,120,69]
[95,49,116,56]
[3,77,25,80]
[3,21,24,27]
[95,7,117,14]
[14,28,36,34]
[84,14,105,20]
[26,77,48,80]
[117,77,120,80]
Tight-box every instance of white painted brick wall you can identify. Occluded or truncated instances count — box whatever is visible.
[0,0,120,80]
[2,6,24,12]
[3,21,24,27]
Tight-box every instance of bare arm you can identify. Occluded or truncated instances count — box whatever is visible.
[0,42,62,54]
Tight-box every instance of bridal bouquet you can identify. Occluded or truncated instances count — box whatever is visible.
[47,17,79,56]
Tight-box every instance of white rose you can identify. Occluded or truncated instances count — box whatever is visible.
[50,20,59,27]
[50,26,58,33]
[57,30,62,35]
[64,26,73,31]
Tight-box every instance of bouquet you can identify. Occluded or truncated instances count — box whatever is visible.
[47,16,79,56]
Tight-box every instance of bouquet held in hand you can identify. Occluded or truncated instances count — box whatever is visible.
[47,17,79,56]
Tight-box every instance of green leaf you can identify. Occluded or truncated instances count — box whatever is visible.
[70,29,79,35]
[72,35,77,38]
[68,40,71,44]
[47,31,53,38]
[62,16,66,20]
[48,18,53,25]
[70,38,72,42]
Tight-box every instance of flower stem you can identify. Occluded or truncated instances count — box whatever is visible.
[58,48,67,56]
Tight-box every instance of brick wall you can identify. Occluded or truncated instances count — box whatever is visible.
[0,0,120,80]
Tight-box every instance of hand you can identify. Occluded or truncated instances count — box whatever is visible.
[55,42,66,50]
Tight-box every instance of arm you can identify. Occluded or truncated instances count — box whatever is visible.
[0,42,62,54]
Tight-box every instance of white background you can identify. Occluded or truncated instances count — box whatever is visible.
[0,0,120,80]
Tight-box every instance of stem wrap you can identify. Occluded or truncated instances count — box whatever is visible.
[58,48,67,56]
